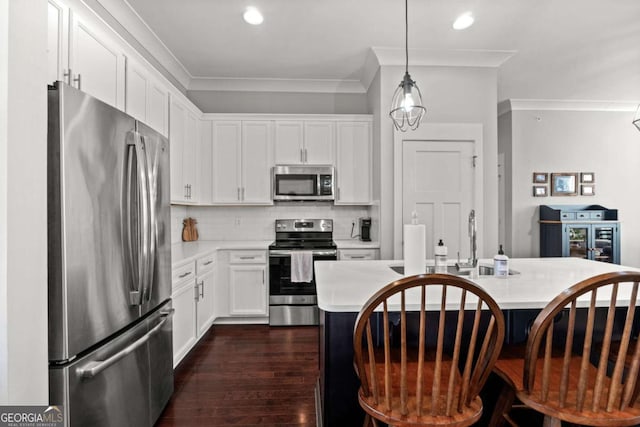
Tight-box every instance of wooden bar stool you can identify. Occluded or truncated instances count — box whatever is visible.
[353,274,506,427]
[491,271,640,427]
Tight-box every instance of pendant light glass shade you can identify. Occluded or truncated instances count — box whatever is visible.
[390,71,426,131]
[633,104,640,132]
[389,0,426,132]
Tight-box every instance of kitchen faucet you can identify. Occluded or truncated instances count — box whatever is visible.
[456,209,477,270]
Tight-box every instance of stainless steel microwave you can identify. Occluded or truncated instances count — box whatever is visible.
[272,165,335,201]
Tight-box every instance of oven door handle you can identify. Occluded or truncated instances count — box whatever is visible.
[269,249,337,257]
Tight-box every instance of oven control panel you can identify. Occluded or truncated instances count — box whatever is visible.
[275,219,333,232]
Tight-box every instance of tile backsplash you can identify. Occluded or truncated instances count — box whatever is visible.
[170,203,373,244]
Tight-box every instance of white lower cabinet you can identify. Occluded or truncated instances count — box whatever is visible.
[229,264,267,316]
[338,248,379,260]
[171,252,216,367]
[171,261,196,367]
[215,250,268,322]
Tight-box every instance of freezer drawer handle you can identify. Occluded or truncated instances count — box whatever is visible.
[75,309,175,379]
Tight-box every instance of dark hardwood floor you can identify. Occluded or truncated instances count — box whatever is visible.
[155,325,319,427]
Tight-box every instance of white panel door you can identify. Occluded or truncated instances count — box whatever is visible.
[125,61,148,122]
[171,281,197,367]
[197,121,213,204]
[47,0,69,84]
[335,122,371,204]
[304,121,334,164]
[196,269,215,336]
[169,99,186,202]
[211,121,242,203]
[147,82,169,137]
[229,265,267,316]
[70,12,125,109]
[274,121,303,164]
[183,111,198,201]
[241,121,273,204]
[402,140,475,260]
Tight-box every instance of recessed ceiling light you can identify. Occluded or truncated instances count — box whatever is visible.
[243,7,264,25]
[453,12,474,30]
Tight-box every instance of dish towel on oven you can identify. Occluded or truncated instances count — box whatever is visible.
[291,251,314,283]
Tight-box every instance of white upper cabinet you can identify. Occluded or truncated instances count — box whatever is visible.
[47,0,69,85]
[47,0,125,110]
[170,97,200,203]
[125,61,147,122]
[274,121,334,165]
[125,57,169,137]
[274,121,304,164]
[335,121,372,205]
[197,121,213,205]
[211,121,242,203]
[211,120,273,205]
[69,10,125,110]
[304,121,335,164]
[242,121,274,204]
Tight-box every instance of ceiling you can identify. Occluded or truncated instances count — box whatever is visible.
[120,0,640,101]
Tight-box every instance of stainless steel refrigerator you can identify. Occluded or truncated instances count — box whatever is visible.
[47,82,173,426]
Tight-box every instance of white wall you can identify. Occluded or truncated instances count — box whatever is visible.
[187,90,369,114]
[0,0,9,403]
[498,112,513,254]
[373,65,500,260]
[504,108,640,266]
[0,0,48,404]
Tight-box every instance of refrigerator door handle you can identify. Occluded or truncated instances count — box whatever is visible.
[75,309,175,379]
[141,134,158,303]
[124,131,152,305]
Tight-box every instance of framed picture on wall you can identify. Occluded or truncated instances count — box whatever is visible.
[533,185,548,197]
[580,172,595,183]
[533,172,548,183]
[551,173,578,196]
[581,184,595,196]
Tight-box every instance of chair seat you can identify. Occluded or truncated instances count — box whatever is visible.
[494,354,640,426]
[359,356,483,427]
[359,392,483,427]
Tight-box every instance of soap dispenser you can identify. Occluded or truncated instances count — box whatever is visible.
[493,245,509,277]
[434,239,448,273]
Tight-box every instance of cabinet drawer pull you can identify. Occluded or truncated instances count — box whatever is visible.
[239,256,255,260]
[350,255,366,259]
[178,271,192,279]
[203,261,213,266]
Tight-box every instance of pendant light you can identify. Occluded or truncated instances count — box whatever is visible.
[633,104,640,132]
[389,0,426,132]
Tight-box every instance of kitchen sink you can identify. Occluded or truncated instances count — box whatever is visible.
[390,265,519,276]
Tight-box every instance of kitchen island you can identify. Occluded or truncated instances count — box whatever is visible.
[315,257,640,426]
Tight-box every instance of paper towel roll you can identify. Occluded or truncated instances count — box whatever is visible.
[404,224,426,276]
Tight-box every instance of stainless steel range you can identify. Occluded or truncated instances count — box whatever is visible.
[268,219,337,326]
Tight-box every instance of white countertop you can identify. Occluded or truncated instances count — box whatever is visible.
[315,257,640,312]
[334,240,380,249]
[171,240,272,266]
[171,239,381,266]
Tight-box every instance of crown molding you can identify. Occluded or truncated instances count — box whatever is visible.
[361,47,516,91]
[188,77,366,94]
[93,0,192,89]
[499,99,640,116]
[372,47,516,68]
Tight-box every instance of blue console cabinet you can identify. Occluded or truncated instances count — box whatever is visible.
[539,205,620,264]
